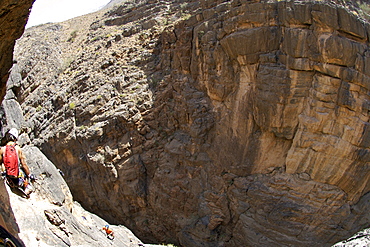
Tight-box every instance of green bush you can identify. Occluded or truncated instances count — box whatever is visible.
[69,102,76,109]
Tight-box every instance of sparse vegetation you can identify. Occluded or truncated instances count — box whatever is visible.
[198,30,205,39]
[78,125,88,130]
[67,30,78,42]
[90,36,103,42]
[69,102,76,109]
[180,3,188,9]
[181,13,192,21]
[62,56,75,72]
[360,3,370,20]
[161,16,170,26]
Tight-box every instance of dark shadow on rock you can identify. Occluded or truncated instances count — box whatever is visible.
[0,179,25,246]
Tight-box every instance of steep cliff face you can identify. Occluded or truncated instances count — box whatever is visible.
[2,146,146,247]
[0,68,148,246]
[13,0,370,246]
[0,0,34,102]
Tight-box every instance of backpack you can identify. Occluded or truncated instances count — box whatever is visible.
[3,144,19,178]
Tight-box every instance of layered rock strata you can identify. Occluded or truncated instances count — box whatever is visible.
[13,0,370,246]
[0,69,148,246]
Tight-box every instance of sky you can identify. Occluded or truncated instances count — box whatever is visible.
[26,0,111,28]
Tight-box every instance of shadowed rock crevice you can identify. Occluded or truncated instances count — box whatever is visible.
[0,179,24,246]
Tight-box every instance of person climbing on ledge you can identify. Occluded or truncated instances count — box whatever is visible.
[102,225,114,240]
[0,128,35,196]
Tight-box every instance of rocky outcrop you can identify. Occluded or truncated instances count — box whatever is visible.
[0,66,153,246]
[0,173,22,244]
[13,0,370,246]
[7,145,145,247]
[0,0,34,102]
[333,228,370,246]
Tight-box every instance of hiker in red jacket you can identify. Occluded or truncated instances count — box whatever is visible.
[102,225,114,240]
[0,128,34,195]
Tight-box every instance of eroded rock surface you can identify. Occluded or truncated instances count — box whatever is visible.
[7,146,146,247]
[0,70,148,246]
[0,0,34,102]
[13,0,370,246]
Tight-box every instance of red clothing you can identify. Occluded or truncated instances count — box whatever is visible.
[103,227,113,235]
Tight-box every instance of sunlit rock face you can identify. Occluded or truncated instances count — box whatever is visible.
[6,146,146,247]
[13,0,370,246]
[0,66,147,246]
[0,0,34,102]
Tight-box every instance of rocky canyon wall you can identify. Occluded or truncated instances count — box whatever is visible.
[0,0,34,102]
[13,0,370,246]
[0,66,148,246]
[0,0,32,241]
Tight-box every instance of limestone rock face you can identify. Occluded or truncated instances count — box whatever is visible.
[13,0,370,246]
[0,70,147,246]
[7,146,145,247]
[0,55,171,247]
[0,0,34,102]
